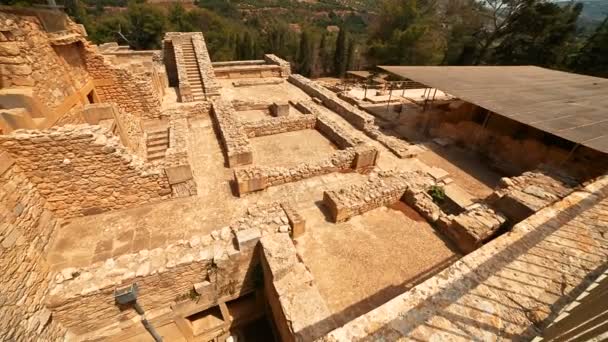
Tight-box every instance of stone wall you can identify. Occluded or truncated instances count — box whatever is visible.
[289,74,417,158]
[234,145,378,196]
[0,125,172,218]
[487,169,578,224]
[211,99,253,167]
[242,114,317,138]
[84,43,162,121]
[261,233,336,342]
[264,54,292,78]
[323,170,507,254]
[0,11,99,132]
[190,32,221,97]
[233,78,284,87]
[0,11,89,111]
[0,156,67,341]
[45,202,296,339]
[323,170,435,222]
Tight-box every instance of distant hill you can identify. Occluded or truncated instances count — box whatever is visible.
[558,0,608,24]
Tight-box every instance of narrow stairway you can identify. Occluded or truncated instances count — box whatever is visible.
[146,128,169,162]
[181,39,206,101]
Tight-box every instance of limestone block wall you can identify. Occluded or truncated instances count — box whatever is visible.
[234,145,378,196]
[242,114,317,138]
[0,11,90,111]
[190,32,221,96]
[0,125,172,218]
[261,233,336,342]
[323,171,436,222]
[211,99,253,167]
[46,203,295,339]
[0,158,67,341]
[84,44,162,120]
[487,169,578,224]
[264,54,292,78]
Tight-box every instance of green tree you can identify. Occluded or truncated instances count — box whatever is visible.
[297,30,313,76]
[334,26,347,77]
[125,1,166,50]
[571,16,608,77]
[367,0,444,65]
[64,0,88,26]
[490,2,583,67]
[168,3,193,32]
[346,39,356,71]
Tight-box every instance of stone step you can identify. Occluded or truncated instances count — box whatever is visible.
[147,129,168,136]
[147,139,169,147]
[147,154,165,162]
[147,134,168,142]
[147,145,168,154]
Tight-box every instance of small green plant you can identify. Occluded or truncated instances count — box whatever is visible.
[188,288,200,301]
[428,185,446,204]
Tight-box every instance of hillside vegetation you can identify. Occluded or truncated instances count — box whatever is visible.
[4,0,606,78]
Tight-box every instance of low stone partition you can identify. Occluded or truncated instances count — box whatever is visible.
[323,170,507,253]
[264,54,292,78]
[437,204,506,253]
[214,55,290,80]
[323,171,436,222]
[233,78,284,87]
[235,145,378,196]
[242,113,316,138]
[210,99,253,167]
[487,169,578,224]
[212,60,266,67]
[289,74,416,158]
[296,100,364,149]
[0,125,174,218]
[261,233,336,342]
[232,99,272,111]
[289,74,373,129]
[46,202,297,339]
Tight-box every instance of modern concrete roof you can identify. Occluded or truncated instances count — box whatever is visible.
[380,65,608,154]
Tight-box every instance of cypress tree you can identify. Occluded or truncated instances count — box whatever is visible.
[297,31,313,76]
[334,26,348,77]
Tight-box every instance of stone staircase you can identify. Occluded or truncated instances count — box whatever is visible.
[146,128,169,162]
[181,39,206,101]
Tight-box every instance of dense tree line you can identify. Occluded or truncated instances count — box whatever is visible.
[4,0,605,78]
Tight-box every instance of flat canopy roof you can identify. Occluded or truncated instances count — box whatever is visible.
[380,65,608,154]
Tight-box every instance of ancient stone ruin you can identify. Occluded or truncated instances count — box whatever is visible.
[1,8,606,342]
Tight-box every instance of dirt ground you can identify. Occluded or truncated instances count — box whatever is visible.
[417,144,503,199]
[250,129,338,167]
[295,203,460,326]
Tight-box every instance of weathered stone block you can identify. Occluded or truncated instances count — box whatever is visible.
[235,228,261,250]
[353,145,378,171]
[165,165,193,185]
[270,102,290,117]
[323,191,348,223]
